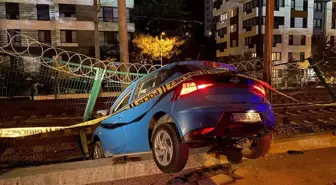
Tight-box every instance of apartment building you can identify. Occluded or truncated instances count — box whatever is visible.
[0,0,135,59]
[205,0,215,37]
[213,0,334,66]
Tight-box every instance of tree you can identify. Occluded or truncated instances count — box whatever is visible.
[311,35,336,84]
[132,34,185,64]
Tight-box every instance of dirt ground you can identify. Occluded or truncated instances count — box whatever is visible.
[89,148,336,185]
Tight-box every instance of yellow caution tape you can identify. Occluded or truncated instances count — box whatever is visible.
[1,68,335,138]
[0,116,110,138]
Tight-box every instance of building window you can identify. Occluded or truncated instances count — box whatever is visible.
[275,0,285,10]
[37,4,50,20]
[214,0,223,10]
[290,18,294,28]
[288,52,293,61]
[219,13,227,24]
[333,3,336,12]
[7,29,21,46]
[230,24,237,33]
[314,19,322,29]
[230,8,237,17]
[59,4,76,18]
[289,35,293,45]
[272,52,281,61]
[38,30,51,43]
[230,39,237,48]
[100,7,114,22]
[314,2,322,12]
[245,36,253,47]
[312,35,322,45]
[60,30,77,43]
[5,3,19,20]
[243,0,256,14]
[303,18,307,28]
[330,36,335,46]
[274,17,284,29]
[303,0,308,11]
[100,31,118,44]
[291,0,295,10]
[300,52,305,61]
[301,35,306,45]
[218,27,227,38]
[333,19,336,29]
[243,17,265,30]
[273,35,281,46]
[217,42,227,52]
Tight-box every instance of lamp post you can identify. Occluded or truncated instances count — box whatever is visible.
[160,32,165,66]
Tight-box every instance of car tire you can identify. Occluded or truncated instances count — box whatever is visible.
[93,141,104,159]
[152,123,189,173]
[241,134,272,159]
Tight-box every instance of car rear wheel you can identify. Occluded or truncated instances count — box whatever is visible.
[93,141,104,159]
[152,124,189,173]
[241,134,272,159]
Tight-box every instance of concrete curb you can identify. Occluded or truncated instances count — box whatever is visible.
[0,133,335,185]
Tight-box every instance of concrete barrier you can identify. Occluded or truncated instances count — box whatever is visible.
[0,132,335,185]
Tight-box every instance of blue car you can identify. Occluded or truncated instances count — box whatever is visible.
[92,61,275,173]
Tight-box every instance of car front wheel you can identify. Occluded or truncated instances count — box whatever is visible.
[93,141,104,159]
[152,124,189,173]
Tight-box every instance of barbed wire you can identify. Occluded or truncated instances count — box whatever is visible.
[0,30,161,82]
[1,29,332,85]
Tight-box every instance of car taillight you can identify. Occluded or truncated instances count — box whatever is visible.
[252,84,266,97]
[180,82,213,96]
[190,127,215,136]
[203,61,220,68]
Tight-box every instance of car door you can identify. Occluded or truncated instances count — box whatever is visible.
[99,85,134,154]
[123,71,170,153]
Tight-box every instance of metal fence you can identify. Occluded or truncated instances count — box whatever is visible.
[0,30,335,168]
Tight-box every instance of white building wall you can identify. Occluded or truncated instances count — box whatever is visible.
[0,0,135,49]
[215,0,321,64]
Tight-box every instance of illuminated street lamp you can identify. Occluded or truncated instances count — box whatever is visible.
[160,32,165,66]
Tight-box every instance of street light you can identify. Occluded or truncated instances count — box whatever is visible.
[160,32,165,66]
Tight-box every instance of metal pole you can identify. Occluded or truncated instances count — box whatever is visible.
[160,34,162,66]
[118,0,130,65]
[94,0,100,60]
[263,0,274,102]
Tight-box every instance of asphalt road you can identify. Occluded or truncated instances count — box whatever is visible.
[89,148,336,185]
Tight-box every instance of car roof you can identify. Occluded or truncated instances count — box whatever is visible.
[161,61,238,72]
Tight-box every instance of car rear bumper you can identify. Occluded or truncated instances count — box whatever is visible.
[182,123,274,144]
[174,103,275,138]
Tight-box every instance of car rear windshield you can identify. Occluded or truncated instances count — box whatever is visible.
[176,64,233,74]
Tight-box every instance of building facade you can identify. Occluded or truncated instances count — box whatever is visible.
[205,0,215,37]
[0,0,135,58]
[213,0,335,65]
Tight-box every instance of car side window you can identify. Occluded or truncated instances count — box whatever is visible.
[133,72,159,100]
[113,90,132,113]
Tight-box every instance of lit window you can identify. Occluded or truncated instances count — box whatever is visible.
[272,52,281,61]
[230,24,237,32]
[220,13,227,24]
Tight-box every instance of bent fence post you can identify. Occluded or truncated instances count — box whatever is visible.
[81,67,106,158]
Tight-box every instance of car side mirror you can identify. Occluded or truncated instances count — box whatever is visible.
[97,110,108,117]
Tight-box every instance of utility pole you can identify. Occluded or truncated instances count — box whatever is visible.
[94,0,100,60]
[263,0,274,102]
[118,0,130,66]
